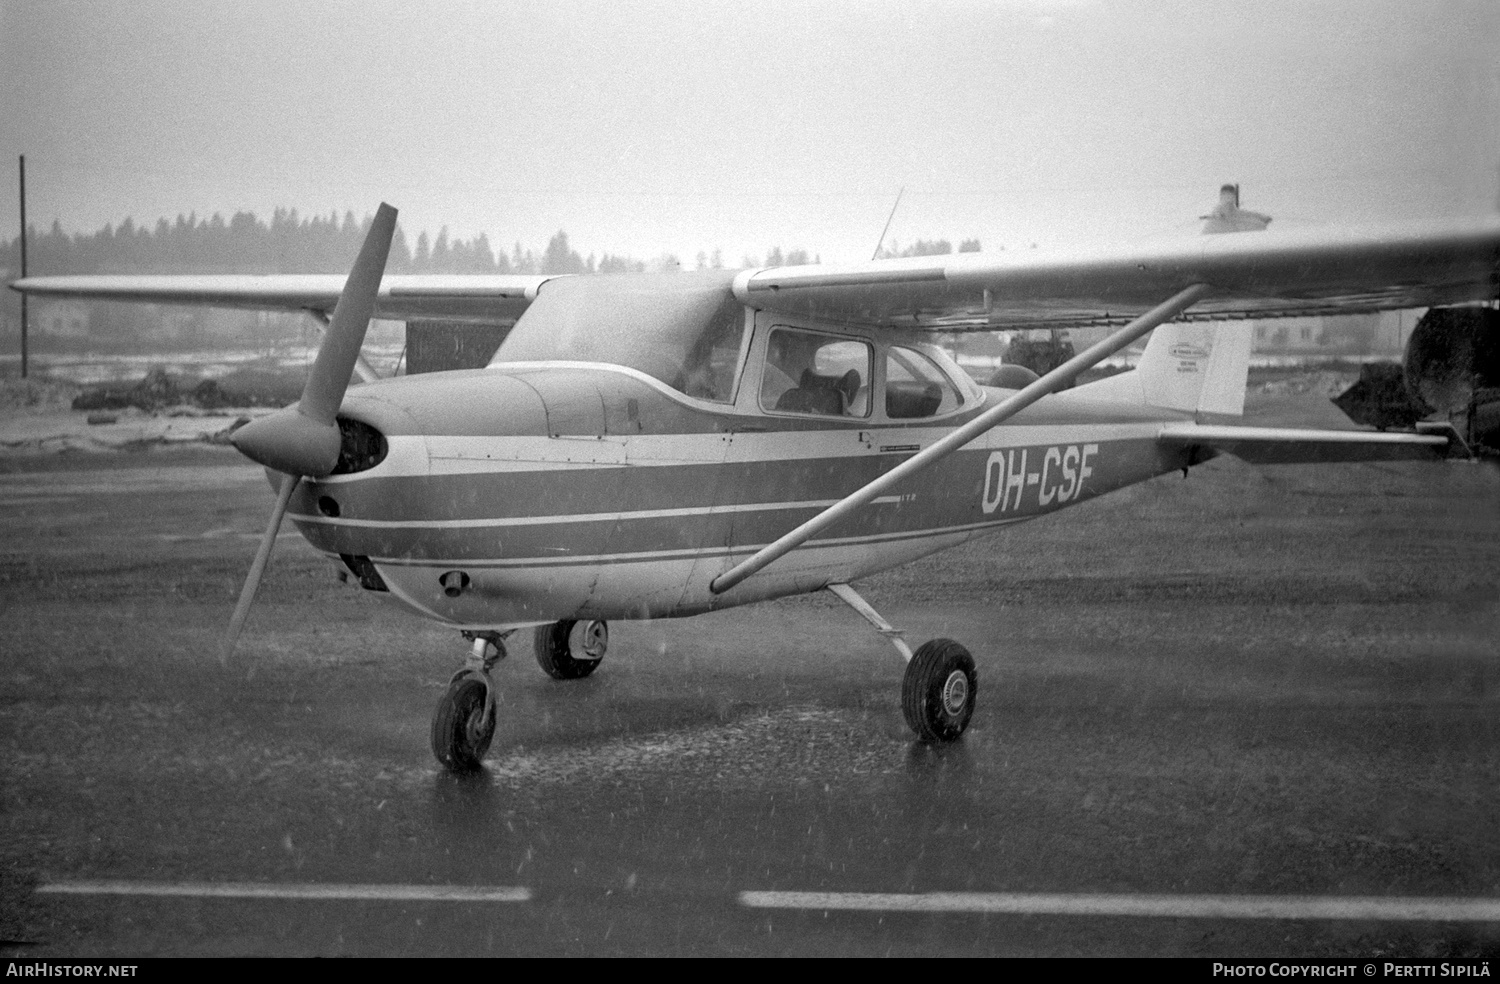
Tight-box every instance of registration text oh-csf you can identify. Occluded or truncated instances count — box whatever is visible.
[981,444,1099,514]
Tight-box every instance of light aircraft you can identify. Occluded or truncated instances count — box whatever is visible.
[13,193,1500,772]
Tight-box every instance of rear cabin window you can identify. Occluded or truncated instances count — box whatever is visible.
[885,345,963,418]
[759,328,872,418]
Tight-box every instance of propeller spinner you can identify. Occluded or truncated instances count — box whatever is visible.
[219,203,397,663]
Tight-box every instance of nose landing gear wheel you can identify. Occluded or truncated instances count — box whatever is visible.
[901,638,977,742]
[431,676,496,772]
[534,619,608,680]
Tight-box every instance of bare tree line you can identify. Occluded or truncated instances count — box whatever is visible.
[2,209,981,278]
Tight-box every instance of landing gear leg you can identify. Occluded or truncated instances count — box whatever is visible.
[431,631,509,772]
[826,583,977,743]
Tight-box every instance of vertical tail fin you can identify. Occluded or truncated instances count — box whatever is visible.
[1070,182,1264,414]
[1075,321,1255,415]
[1200,183,1272,234]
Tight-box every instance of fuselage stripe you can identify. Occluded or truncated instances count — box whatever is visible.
[350,514,1027,569]
[288,496,904,530]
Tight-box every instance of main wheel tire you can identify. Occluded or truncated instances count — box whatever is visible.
[901,639,977,742]
[431,676,495,772]
[534,619,607,680]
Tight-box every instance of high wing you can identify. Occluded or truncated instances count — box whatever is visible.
[15,217,1496,330]
[731,216,1500,330]
[9,273,555,324]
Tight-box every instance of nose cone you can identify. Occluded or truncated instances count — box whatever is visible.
[231,406,343,477]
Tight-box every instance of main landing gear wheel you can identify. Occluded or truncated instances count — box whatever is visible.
[901,639,977,742]
[534,619,608,680]
[431,676,495,772]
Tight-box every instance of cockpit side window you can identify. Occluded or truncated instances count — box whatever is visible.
[885,345,963,418]
[759,328,872,418]
[670,294,748,404]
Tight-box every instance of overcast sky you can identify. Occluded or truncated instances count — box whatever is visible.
[2,0,1497,266]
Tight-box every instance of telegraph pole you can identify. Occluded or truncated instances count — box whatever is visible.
[18,155,27,379]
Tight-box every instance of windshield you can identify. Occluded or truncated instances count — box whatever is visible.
[493,270,749,403]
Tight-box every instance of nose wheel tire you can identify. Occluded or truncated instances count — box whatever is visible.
[901,638,977,742]
[534,619,608,680]
[431,676,495,772]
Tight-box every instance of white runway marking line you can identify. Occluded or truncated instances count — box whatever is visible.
[39,881,531,903]
[738,891,1500,922]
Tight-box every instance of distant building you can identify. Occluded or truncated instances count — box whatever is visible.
[1250,312,1403,358]
[37,300,90,340]
[135,306,204,345]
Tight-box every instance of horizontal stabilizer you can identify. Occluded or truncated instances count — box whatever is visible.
[1159,422,1452,464]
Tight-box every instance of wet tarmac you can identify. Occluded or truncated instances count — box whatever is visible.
[1,447,1497,956]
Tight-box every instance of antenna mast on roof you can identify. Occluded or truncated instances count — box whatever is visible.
[17,155,26,379]
[871,187,905,261]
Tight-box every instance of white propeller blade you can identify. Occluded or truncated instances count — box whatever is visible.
[230,203,397,477]
[219,474,298,665]
[219,203,397,663]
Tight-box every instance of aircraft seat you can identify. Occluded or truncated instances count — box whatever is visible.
[886,381,943,418]
[776,369,862,416]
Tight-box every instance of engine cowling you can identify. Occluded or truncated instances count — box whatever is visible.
[1333,306,1499,455]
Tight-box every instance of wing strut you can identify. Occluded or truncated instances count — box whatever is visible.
[709,282,1213,595]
